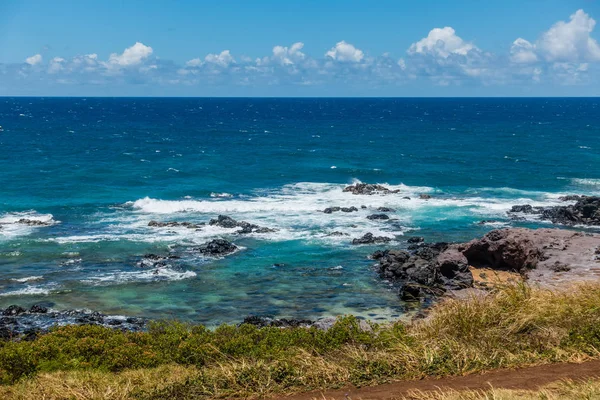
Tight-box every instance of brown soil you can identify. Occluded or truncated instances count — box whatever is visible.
[470,266,522,288]
[281,359,600,400]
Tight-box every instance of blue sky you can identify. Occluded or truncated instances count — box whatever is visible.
[1,0,600,96]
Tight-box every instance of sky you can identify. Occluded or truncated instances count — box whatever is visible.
[1,0,600,96]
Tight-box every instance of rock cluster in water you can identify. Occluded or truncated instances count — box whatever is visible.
[0,305,146,340]
[343,183,400,195]
[16,219,50,226]
[137,254,181,268]
[209,215,276,234]
[508,196,600,226]
[148,221,204,229]
[195,239,238,256]
[367,213,390,220]
[372,243,472,300]
[352,232,392,245]
[323,206,358,213]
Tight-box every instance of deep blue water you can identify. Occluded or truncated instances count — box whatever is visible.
[0,97,599,325]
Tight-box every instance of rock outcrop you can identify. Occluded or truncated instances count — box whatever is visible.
[209,215,276,234]
[137,254,181,268]
[0,306,146,340]
[343,183,399,195]
[372,243,472,300]
[16,219,50,226]
[352,233,392,245]
[371,227,600,301]
[367,214,390,220]
[323,206,358,214]
[508,196,600,226]
[195,239,238,256]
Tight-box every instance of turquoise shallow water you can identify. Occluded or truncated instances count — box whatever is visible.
[0,97,599,325]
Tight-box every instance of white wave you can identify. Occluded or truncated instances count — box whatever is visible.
[81,268,197,286]
[474,221,511,228]
[210,192,233,198]
[33,181,578,248]
[11,276,44,283]
[0,211,56,225]
[571,178,600,187]
[0,211,57,240]
[0,285,51,297]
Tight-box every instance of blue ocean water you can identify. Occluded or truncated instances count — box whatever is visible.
[0,97,599,325]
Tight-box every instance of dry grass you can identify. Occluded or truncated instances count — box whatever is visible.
[0,283,599,399]
[0,364,199,400]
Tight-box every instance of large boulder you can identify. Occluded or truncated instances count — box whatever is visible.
[461,229,541,272]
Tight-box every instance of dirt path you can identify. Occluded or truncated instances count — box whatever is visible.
[282,360,600,400]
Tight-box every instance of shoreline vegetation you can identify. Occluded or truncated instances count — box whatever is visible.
[1,282,599,399]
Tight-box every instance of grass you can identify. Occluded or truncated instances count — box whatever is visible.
[0,283,599,399]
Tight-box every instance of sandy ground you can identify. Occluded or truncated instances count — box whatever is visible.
[282,359,600,400]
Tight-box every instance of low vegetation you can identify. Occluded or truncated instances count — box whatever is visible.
[0,283,599,399]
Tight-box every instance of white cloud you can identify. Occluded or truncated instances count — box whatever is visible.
[48,57,66,73]
[325,41,364,62]
[272,42,305,65]
[536,9,600,62]
[510,38,538,64]
[204,50,235,67]
[185,58,202,67]
[25,54,42,66]
[408,27,476,58]
[108,42,153,66]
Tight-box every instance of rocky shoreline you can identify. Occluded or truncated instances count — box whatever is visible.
[372,227,600,301]
[2,185,600,340]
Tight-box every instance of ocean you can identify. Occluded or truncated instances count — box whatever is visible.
[0,97,599,325]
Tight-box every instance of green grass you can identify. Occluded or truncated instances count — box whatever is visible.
[1,283,599,399]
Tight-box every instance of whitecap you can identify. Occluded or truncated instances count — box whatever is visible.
[0,211,57,240]
[0,285,52,297]
[11,276,43,283]
[81,268,197,286]
[571,178,600,187]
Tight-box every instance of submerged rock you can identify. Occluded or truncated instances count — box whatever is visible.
[327,231,349,237]
[195,239,238,256]
[137,254,180,268]
[419,194,432,200]
[352,233,392,245]
[16,219,50,226]
[323,206,358,214]
[377,207,395,212]
[407,236,424,244]
[343,183,399,195]
[148,221,204,229]
[209,215,276,234]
